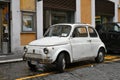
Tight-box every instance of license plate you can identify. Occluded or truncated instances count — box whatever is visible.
[31,61,37,65]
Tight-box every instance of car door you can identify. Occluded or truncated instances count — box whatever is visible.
[113,24,120,50]
[88,27,99,56]
[70,26,92,61]
[108,24,120,50]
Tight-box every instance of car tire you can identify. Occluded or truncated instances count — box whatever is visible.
[27,61,37,70]
[95,49,105,63]
[56,53,66,72]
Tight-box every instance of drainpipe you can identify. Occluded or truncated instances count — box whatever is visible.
[91,0,95,27]
[109,0,119,22]
[113,0,119,22]
[75,0,81,23]
[36,0,43,39]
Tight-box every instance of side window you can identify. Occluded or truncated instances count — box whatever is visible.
[72,27,88,37]
[88,27,98,37]
[114,25,118,31]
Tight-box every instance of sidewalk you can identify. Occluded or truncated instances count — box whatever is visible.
[0,53,23,64]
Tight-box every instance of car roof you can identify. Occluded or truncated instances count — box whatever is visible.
[52,23,93,27]
[102,22,120,24]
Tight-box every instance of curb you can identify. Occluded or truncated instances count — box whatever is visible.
[0,58,23,64]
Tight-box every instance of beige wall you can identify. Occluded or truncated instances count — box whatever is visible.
[20,0,36,45]
[81,0,91,24]
[20,33,36,45]
[118,9,120,22]
[20,0,36,11]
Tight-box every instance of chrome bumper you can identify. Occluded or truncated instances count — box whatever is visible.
[23,53,53,64]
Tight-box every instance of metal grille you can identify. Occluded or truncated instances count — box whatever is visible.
[95,0,115,16]
[43,0,76,11]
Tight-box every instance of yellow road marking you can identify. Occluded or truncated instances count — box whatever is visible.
[16,55,120,80]
[16,64,92,80]
[16,72,54,80]
[105,58,120,63]
[105,55,120,60]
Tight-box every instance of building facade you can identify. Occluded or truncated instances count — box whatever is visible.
[0,0,119,54]
[118,0,120,22]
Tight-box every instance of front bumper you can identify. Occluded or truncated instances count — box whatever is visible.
[23,53,53,64]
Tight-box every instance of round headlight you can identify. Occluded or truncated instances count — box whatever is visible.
[43,48,49,54]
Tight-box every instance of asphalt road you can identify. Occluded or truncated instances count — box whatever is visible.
[0,54,120,80]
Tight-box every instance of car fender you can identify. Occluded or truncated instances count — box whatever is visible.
[97,43,106,54]
[52,47,73,63]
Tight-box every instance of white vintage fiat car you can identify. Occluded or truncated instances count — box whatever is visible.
[23,23,106,72]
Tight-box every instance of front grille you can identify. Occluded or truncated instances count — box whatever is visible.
[24,53,52,64]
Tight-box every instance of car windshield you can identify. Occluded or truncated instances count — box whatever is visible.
[117,23,120,31]
[102,23,120,32]
[44,25,71,37]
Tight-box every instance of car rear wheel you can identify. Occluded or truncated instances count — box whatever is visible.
[27,61,37,70]
[56,53,66,72]
[95,49,105,63]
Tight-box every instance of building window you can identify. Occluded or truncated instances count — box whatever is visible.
[21,12,35,32]
[43,10,74,33]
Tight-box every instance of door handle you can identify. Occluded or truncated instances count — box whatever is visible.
[87,40,91,42]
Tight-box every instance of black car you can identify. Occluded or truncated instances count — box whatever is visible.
[96,22,120,53]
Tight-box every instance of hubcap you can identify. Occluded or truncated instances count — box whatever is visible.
[62,58,66,70]
[99,52,104,62]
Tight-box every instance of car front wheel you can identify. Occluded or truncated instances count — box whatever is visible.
[27,61,37,70]
[95,49,105,63]
[56,53,66,72]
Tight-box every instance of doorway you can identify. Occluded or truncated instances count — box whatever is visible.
[0,2,10,54]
